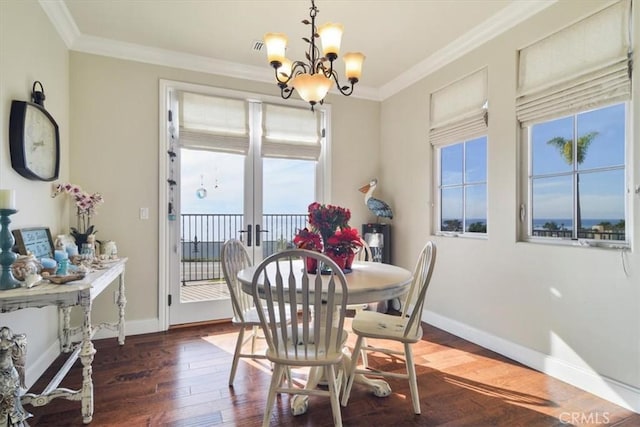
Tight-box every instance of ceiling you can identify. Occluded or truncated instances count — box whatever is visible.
[41,0,556,101]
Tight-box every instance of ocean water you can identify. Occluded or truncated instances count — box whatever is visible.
[446,218,624,230]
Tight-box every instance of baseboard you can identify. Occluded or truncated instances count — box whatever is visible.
[25,339,61,390]
[422,309,640,414]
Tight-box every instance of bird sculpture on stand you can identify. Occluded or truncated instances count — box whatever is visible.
[359,178,393,222]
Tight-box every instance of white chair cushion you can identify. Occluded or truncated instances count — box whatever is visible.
[351,310,423,343]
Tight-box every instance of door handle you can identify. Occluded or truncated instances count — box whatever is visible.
[239,224,252,246]
[255,224,269,246]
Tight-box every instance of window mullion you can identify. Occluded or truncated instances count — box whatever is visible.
[572,115,579,239]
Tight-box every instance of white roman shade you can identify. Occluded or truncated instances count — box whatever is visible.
[516,0,632,126]
[262,104,322,160]
[179,92,249,154]
[430,68,488,146]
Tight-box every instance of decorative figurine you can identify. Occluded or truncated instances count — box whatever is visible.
[359,178,394,221]
[0,327,31,426]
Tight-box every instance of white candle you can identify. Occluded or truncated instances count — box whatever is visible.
[0,189,16,210]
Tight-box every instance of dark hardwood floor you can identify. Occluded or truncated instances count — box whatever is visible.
[25,320,639,426]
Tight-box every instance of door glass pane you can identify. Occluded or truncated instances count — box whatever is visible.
[262,157,316,257]
[180,148,244,301]
[531,175,572,237]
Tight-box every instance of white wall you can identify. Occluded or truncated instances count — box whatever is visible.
[0,0,71,387]
[68,52,380,326]
[380,0,640,412]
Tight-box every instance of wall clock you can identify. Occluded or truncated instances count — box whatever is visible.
[9,100,60,181]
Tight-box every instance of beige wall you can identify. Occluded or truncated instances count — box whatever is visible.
[0,0,70,386]
[381,0,640,407]
[69,53,380,324]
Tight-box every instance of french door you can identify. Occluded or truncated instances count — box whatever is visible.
[161,82,328,327]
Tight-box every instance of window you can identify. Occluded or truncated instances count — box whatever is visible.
[430,68,488,236]
[528,103,626,242]
[517,0,631,246]
[439,136,487,233]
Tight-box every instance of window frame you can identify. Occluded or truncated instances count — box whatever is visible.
[435,135,488,238]
[519,101,631,249]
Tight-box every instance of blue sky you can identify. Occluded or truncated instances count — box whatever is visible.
[180,149,314,215]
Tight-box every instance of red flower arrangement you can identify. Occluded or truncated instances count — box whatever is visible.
[294,203,362,272]
[326,227,363,256]
[307,202,351,242]
[292,227,323,251]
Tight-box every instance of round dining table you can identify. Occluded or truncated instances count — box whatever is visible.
[237,259,413,415]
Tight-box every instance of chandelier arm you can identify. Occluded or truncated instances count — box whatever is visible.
[330,71,356,96]
[280,86,296,100]
[274,67,292,86]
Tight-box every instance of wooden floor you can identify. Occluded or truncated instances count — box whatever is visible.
[26,321,639,426]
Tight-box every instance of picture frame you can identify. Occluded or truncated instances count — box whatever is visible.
[13,227,54,259]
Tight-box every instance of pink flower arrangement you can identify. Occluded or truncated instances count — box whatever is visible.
[52,183,104,238]
[52,183,104,216]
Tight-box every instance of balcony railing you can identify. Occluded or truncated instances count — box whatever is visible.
[180,213,307,284]
[531,229,625,240]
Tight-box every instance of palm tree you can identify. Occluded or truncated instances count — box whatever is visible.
[546,131,598,236]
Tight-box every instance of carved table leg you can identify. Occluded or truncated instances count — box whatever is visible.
[79,292,96,424]
[59,307,72,353]
[117,270,127,345]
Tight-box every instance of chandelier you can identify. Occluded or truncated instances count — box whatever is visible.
[263,0,365,110]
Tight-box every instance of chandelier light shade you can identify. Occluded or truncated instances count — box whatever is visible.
[264,0,364,109]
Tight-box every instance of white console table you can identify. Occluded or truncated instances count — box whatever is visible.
[0,257,127,424]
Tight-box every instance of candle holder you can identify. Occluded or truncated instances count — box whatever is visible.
[0,209,21,290]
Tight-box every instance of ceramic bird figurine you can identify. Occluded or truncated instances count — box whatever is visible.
[359,178,393,221]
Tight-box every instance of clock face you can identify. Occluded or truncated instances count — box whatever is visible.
[25,106,57,179]
[9,101,60,181]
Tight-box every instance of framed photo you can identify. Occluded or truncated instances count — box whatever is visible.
[13,227,54,259]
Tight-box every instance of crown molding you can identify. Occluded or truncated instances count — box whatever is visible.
[40,0,556,102]
[378,0,558,100]
[39,0,80,48]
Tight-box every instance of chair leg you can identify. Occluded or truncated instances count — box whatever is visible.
[405,344,420,415]
[251,325,259,354]
[229,327,245,386]
[262,364,284,427]
[360,337,369,368]
[341,335,364,407]
[353,307,368,368]
[326,365,343,427]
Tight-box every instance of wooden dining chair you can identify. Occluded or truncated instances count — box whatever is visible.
[346,238,372,367]
[220,239,275,386]
[250,249,349,427]
[341,241,437,414]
